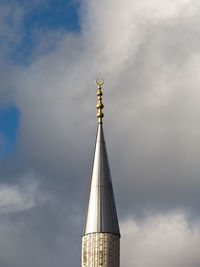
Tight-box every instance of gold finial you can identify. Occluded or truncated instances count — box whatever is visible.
[96,78,104,124]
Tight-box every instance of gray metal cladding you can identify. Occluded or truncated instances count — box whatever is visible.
[83,123,120,236]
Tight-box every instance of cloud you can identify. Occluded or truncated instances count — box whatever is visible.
[0,0,200,266]
[0,176,40,213]
[0,1,23,47]
[11,0,200,217]
[121,212,200,267]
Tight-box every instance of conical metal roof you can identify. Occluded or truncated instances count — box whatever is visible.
[83,123,120,236]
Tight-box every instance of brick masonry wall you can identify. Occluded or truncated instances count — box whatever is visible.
[82,233,120,267]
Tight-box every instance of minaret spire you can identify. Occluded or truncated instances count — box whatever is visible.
[82,79,120,267]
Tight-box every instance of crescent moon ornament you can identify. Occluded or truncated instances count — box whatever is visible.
[96,78,104,86]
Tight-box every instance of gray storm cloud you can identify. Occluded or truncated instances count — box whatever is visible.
[0,0,200,266]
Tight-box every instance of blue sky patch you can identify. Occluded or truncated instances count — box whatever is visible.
[0,107,20,156]
[12,0,81,64]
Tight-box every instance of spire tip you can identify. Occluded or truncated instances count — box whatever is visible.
[96,78,104,124]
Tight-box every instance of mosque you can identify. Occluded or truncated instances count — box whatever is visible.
[82,79,120,266]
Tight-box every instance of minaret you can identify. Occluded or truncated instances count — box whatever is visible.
[82,79,120,267]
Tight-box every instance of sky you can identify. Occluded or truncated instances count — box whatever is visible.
[0,0,200,266]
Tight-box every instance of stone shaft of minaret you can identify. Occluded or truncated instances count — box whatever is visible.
[82,80,120,267]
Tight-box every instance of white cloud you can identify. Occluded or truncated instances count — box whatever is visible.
[0,177,39,213]
[121,212,200,267]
